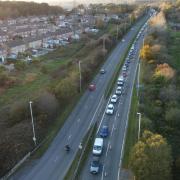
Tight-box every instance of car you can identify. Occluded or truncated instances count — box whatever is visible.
[117,76,124,86]
[90,156,100,174]
[89,84,96,91]
[100,69,106,74]
[100,125,109,137]
[122,38,125,42]
[116,86,122,95]
[122,65,127,71]
[111,94,118,103]
[106,104,114,115]
[123,71,127,78]
[93,138,103,155]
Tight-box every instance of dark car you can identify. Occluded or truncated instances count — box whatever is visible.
[88,84,96,91]
[100,125,109,138]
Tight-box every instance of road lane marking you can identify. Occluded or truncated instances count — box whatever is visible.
[97,95,112,133]
[68,135,72,140]
[117,26,148,180]
[101,165,105,180]
[88,94,104,130]
[105,142,110,157]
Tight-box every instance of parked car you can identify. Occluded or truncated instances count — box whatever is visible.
[90,156,100,174]
[106,104,114,115]
[100,125,109,137]
[89,84,96,91]
[111,94,118,103]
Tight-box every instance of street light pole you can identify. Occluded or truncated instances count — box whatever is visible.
[78,61,82,93]
[137,112,142,140]
[29,101,37,146]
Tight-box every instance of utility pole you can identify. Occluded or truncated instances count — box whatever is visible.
[78,61,82,93]
[29,101,37,146]
[137,112,142,140]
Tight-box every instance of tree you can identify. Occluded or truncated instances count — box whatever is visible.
[130,130,172,180]
[140,44,153,61]
[165,108,180,129]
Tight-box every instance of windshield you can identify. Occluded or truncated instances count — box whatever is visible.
[94,145,101,151]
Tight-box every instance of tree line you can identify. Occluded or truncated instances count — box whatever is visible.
[129,2,180,180]
[0,1,64,19]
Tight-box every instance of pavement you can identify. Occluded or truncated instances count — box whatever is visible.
[79,17,150,180]
[10,15,149,180]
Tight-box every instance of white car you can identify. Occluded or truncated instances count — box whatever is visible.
[122,65,127,71]
[111,94,118,103]
[116,87,122,95]
[106,104,114,115]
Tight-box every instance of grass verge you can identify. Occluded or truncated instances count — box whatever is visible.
[122,87,138,168]
[64,123,97,180]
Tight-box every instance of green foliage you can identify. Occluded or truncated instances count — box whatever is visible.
[130,130,172,180]
[14,60,27,71]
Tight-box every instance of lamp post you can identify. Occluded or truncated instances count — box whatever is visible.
[137,112,142,140]
[78,61,82,93]
[29,101,37,146]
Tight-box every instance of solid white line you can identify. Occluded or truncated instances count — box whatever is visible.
[97,95,112,133]
[105,142,110,157]
[101,165,105,180]
[117,32,145,180]
[88,94,104,130]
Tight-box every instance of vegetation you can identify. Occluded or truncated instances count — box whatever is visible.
[0,5,147,177]
[129,130,172,180]
[0,1,64,19]
[129,3,180,179]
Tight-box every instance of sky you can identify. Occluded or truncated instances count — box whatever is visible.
[8,0,129,8]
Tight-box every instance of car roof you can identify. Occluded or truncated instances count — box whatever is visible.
[108,104,114,108]
[112,94,117,97]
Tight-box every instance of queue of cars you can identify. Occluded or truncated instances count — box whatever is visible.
[89,19,149,174]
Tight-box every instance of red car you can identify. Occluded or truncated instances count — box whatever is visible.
[88,84,96,91]
[123,72,127,77]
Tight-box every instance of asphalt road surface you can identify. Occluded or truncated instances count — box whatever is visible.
[10,14,149,180]
[80,17,150,180]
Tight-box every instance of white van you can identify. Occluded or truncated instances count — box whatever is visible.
[93,138,103,155]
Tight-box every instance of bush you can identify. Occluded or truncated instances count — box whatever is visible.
[14,60,27,71]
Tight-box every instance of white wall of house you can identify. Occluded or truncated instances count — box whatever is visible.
[28,40,42,49]
[10,45,26,55]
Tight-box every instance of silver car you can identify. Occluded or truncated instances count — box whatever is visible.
[90,156,100,174]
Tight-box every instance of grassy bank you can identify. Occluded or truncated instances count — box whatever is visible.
[122,87,138,167]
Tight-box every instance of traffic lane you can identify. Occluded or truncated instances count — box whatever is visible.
[12,16,148,180]
[23,86,107,180]
[102,59,138,180]
[101,34,145,180]
[79,15,149,178]
[79,91,126,180]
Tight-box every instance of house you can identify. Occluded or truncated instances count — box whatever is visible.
[25,37,42,49]
[0,47,7,59]
[6,40,26,55]
[0,30,8,43]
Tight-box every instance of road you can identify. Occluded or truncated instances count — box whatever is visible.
[80,17,150,180]
[10,15,149,180]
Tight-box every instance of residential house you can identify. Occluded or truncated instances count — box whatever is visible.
[0,30,8,43]
[6,40,26,55]
[25,37,42,49]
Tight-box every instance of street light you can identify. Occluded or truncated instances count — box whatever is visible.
[29,101,37,146]
[78,61,82,93]
[137,112,142,140]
